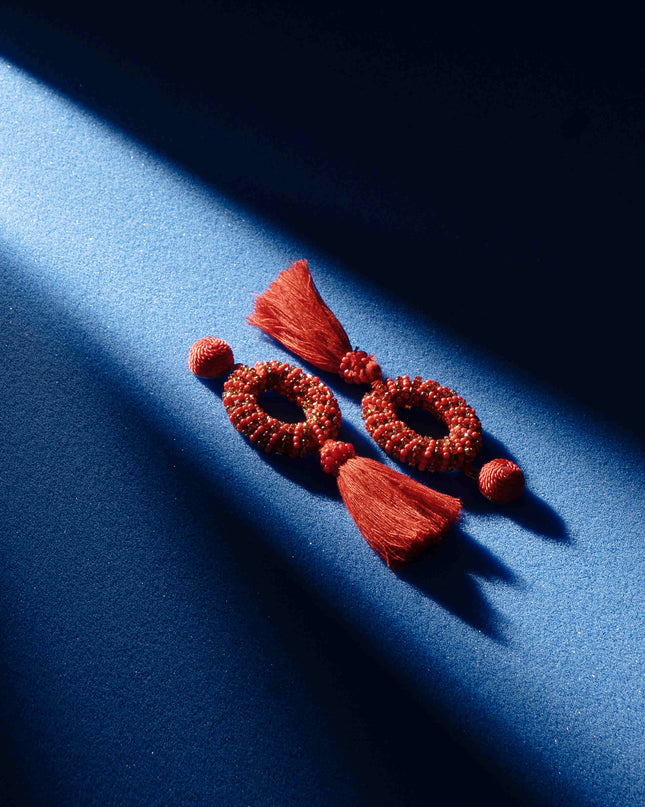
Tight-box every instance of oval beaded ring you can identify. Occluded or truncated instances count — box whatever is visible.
[362,375,483,472]
[223,360,342,457]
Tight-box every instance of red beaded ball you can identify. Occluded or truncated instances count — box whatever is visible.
[188,337,235,378]
[319,440,356,475]
[339,350,382,385]
[478,458,525,504]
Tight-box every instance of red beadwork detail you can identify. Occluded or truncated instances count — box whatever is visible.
[478,459,525,503]
[222,360,342,457]
[188,336,235,378]
[361,375,483,472]
[319,440,356,476]
[339,350,382,385]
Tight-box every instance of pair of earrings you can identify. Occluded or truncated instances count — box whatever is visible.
[189,260,524,569]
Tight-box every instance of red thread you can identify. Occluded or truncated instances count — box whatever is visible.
[188,336,235,378]
[247,259,352,374]
[478,459,525,504]
[317,442,461,567]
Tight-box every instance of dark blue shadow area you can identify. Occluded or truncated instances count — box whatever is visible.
[1,265,535,804]
[399,527,519,645]
[0,1,642,435]
[457,432,568,542]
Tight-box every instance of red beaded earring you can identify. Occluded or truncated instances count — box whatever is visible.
[188,336,462,568]
[247,260,525,505]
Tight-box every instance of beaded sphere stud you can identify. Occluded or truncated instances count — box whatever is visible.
[188,336,235,378]
[477,458,525,504]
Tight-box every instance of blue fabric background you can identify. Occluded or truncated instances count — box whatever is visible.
[1,5,643,806]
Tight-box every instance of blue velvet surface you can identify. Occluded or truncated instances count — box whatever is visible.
[1,18,644,807]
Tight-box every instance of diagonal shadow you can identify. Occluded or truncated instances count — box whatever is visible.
[444,431,570,542]
[0,261,536,803]
[399,526,519,645]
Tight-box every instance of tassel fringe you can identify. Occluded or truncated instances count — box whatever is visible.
[335,455,462,568]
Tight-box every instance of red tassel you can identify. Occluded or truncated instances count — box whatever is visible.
[320,441,461,568]
[339,457,462,568]
[248,259,351,374]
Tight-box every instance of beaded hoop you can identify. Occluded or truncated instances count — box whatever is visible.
[362,375,483,472]
[222,360,341,457]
